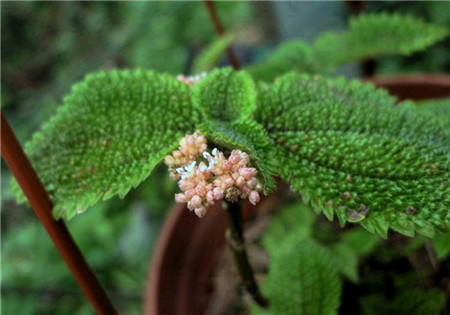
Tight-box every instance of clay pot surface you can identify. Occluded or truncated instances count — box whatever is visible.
[145,74,450,315]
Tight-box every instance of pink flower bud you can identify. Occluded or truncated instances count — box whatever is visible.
[175,193,187,203]
[240,167,256,180]
[195,207,207,218]
[236,176,245,187]
[206,191,215,204]
[190,195,202,208]
[213,187,224,200]
[249,191,260,205]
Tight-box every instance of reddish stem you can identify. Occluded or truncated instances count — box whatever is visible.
[1,112,117,315]
[203,0,241,70]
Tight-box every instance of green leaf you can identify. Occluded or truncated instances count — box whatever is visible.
[199,118,276,194]
[360,289,445,315]
[12,69,200,219]
[432,235,450,259]
[258,238,341,315]
[246,40,315,82]
[329,243,359,283]
[193,67,256,121]
[191,33,234,74]
[262,201,316,251]
[339,228,380,258]
[414,98,450,125]
[314,13,449,70]
[257,73,450,238]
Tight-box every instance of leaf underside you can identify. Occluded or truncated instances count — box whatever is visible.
[12,69,200,219]
[256,73,450,238]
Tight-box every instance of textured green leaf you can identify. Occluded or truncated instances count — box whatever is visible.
[414,98,450,124]
[314,13,449,70]
[259,238,341,315]
[193,67,256,121]
[257,73,450,238]
[191,33,234,74]
[199,118,276,194]
[360,289,445,315]
[246,40,315,82]
[12,69,200,219]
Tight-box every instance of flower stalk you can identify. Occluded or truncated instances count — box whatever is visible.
[223,200,269,308]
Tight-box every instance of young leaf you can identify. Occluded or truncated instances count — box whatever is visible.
[199,118,276,194]
[191,33,234,74]
[256,73,450,238]
[258,238,341,315]
[193,67,256,121]
[314,13,449,70]
[246,40,315,82]
[11,69,200,219]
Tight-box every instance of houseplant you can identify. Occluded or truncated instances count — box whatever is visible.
[8,8,450,314]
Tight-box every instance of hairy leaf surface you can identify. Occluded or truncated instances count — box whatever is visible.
[193,67,256,121]
[257,73,450,238]
[314,13,448,70]
[12,69,200,219]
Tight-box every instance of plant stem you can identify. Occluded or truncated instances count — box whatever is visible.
[203,0,241,70]
[1,112,117,315]
[223,200,269,308]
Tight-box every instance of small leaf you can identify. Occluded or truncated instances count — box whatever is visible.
[193,67,256,121]
[191,33,234,74]
[246,40,315,82]
[314,13,449,70]
[329,243,359,283]
[432,235,450,259]
[200,118,276,194]
[12,69,200,219]
[258,238,341,315]
[257,73,450,238]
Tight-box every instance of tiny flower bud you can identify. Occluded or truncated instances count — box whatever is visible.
[195,207,207,218]
[249,191,260,205]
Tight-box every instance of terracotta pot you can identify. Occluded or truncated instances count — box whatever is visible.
[145,74,450,315]
[365,74,450,101]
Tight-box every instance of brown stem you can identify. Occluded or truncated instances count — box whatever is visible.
[203,0,241,70]
[223,200,269,308]
[1,112,117,315]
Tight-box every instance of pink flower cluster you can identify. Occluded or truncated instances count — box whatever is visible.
[176,72,207,87]
[164,131,207,180]
[164,132,262,218]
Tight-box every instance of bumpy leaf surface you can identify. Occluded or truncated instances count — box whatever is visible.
[194,68,276,193]
[256,73,450,238]
[259,238,341,315]
[193,67,256,121]
[314,13,448,70]
[12,69,200,219]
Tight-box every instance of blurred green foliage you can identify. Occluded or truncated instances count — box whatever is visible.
[1,2,253,314]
